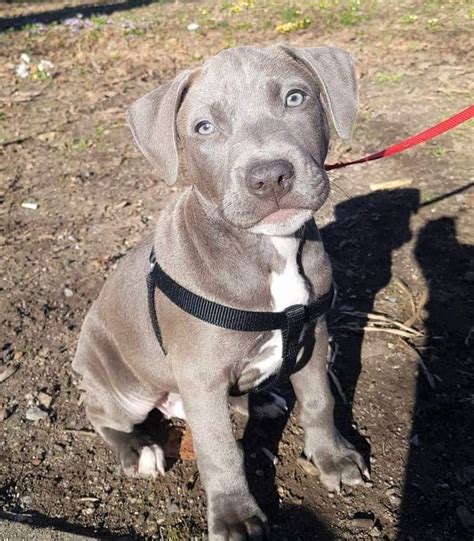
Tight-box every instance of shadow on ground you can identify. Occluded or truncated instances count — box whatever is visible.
[245,186,473,539]
[0,507,147,540]
[398,214,474,540]
[320,186,473,540]
[0,1,167,33]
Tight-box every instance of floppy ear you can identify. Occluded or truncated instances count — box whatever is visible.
[126,70,192,185]
[283,45,358,140]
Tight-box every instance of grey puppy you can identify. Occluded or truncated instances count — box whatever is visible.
[73,44,368,540]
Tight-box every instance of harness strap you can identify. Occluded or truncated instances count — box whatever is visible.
[147,248,334,393]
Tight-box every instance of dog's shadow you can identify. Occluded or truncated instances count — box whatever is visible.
[240,188,420,539]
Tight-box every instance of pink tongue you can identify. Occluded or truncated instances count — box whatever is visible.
[261,209,297,224]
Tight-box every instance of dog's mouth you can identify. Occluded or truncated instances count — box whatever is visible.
[249,207,314,235]
[259,208,302,224]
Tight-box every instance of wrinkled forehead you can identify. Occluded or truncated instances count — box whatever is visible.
[183,46,312,115]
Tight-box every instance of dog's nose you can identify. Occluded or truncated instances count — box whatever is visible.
[246,159,294,198]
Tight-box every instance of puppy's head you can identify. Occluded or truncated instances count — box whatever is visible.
[128,45,357,236]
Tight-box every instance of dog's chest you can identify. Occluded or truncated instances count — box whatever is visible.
[243,237,309,389]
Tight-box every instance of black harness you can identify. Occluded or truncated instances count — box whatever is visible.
[146,248,335,394]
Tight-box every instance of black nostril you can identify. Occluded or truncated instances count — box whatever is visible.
[246,159,294,197]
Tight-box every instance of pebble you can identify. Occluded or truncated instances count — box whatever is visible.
[20,495,32,507]
[351,517,374,529]
[64,287,74,298]
[25,405,48,422]
[21,198,39,210]
[296,456,319,476]
[385,487,401,506]
[369,526,381,537]
[37,392,52,408]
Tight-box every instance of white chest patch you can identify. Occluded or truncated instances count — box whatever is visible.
[251,236,309,387]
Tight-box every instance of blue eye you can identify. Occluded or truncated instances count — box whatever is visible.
[286,90,305,107]
[195,121,216,135]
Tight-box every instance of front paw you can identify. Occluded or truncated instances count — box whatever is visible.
[208,493,269,541]
[305,432,369,493]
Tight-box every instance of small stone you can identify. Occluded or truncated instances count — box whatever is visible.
[25,406,48,422]
[350,512,375,529]
[31,457,43,466]
[369,526,381,537]
[21,198,39,210]
[37,392,52,408]
[20,495,32,507]
[296,456,319,476]
[187,22,199,31]
[255,469,264,477]
[64,287,74,298]
[388,493,401,505]
[351,517,374,529]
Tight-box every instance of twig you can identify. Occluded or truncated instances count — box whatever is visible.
[393,277,418,326]
[455,369,474,379]
[340,310,423,336]
[0,120,70,148]
[465,327,473,347]
[399,340,436,390]
[0,82,52,104]
[0,364,19,383]
[416,287,429,321]
[64,428,97,436]
[334,324,419,339]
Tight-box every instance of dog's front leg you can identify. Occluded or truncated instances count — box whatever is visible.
[175,364,268,541]
[291,318,368,493]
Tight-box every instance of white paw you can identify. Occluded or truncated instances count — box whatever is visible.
[137,444,166,478]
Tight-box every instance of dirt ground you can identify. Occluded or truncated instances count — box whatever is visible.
[0,1,473,540]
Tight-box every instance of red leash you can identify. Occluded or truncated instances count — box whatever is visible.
[325,105,474,171]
